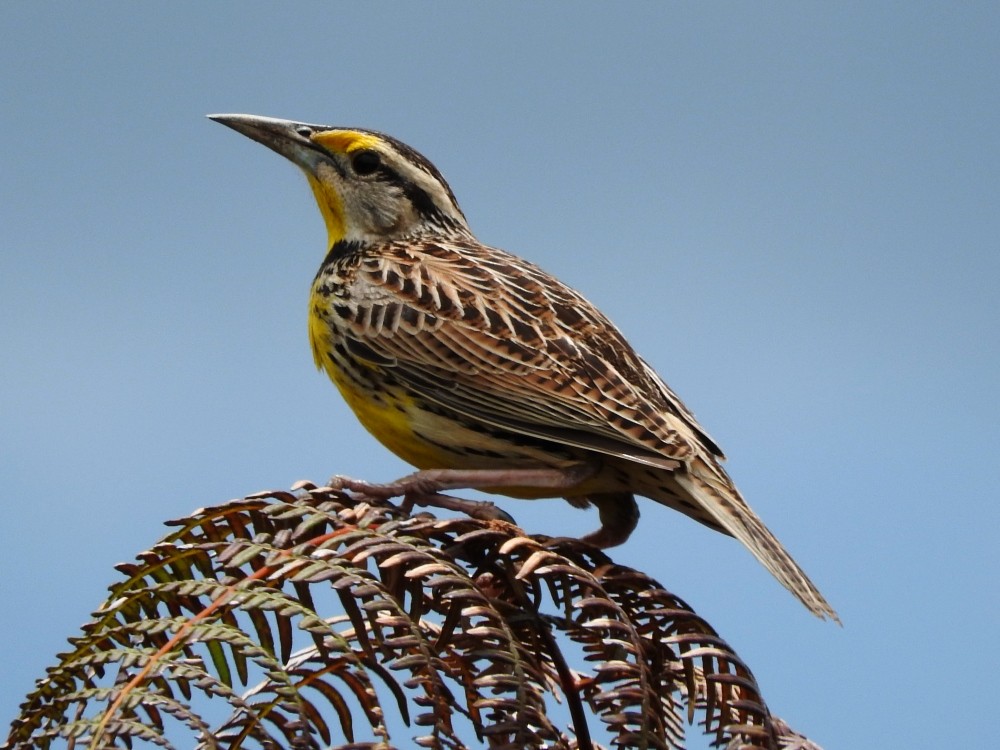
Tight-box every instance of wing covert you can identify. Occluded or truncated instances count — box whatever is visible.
[337,240,721,468]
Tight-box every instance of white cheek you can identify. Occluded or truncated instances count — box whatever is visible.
[364,187,413,234]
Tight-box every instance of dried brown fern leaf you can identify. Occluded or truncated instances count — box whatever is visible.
[4,481,823,750]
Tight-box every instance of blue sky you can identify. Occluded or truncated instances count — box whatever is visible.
[2,3,997,748]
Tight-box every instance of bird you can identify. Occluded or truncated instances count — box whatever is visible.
[209,113,838,621]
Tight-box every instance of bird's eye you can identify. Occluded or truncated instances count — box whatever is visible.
[351,149,381,176]
[295,126,313,138]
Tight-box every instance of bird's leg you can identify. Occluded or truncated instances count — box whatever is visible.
[330,463,597,523]
[332,463,597,498]
[567,492,640,549]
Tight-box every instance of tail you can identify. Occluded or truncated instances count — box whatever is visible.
[657,456,839,622]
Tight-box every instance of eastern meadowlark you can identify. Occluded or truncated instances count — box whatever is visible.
[210,114,837,621]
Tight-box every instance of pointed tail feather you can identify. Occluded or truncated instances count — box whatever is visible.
[667,458,839,622]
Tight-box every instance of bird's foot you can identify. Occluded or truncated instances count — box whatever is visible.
[329,464,596,525]
[328,475,515,523]
[408,492,517,524]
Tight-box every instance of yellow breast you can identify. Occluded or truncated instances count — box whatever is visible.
[335,370,449,469]
[309,300,445,469]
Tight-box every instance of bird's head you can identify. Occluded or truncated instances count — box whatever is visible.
[209,114,471,248]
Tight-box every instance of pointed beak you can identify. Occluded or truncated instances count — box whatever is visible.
[207,113,329,172]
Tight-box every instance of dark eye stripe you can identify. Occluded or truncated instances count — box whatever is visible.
[345,142,457,226]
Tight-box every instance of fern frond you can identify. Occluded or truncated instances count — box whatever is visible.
[5,482,823,750]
